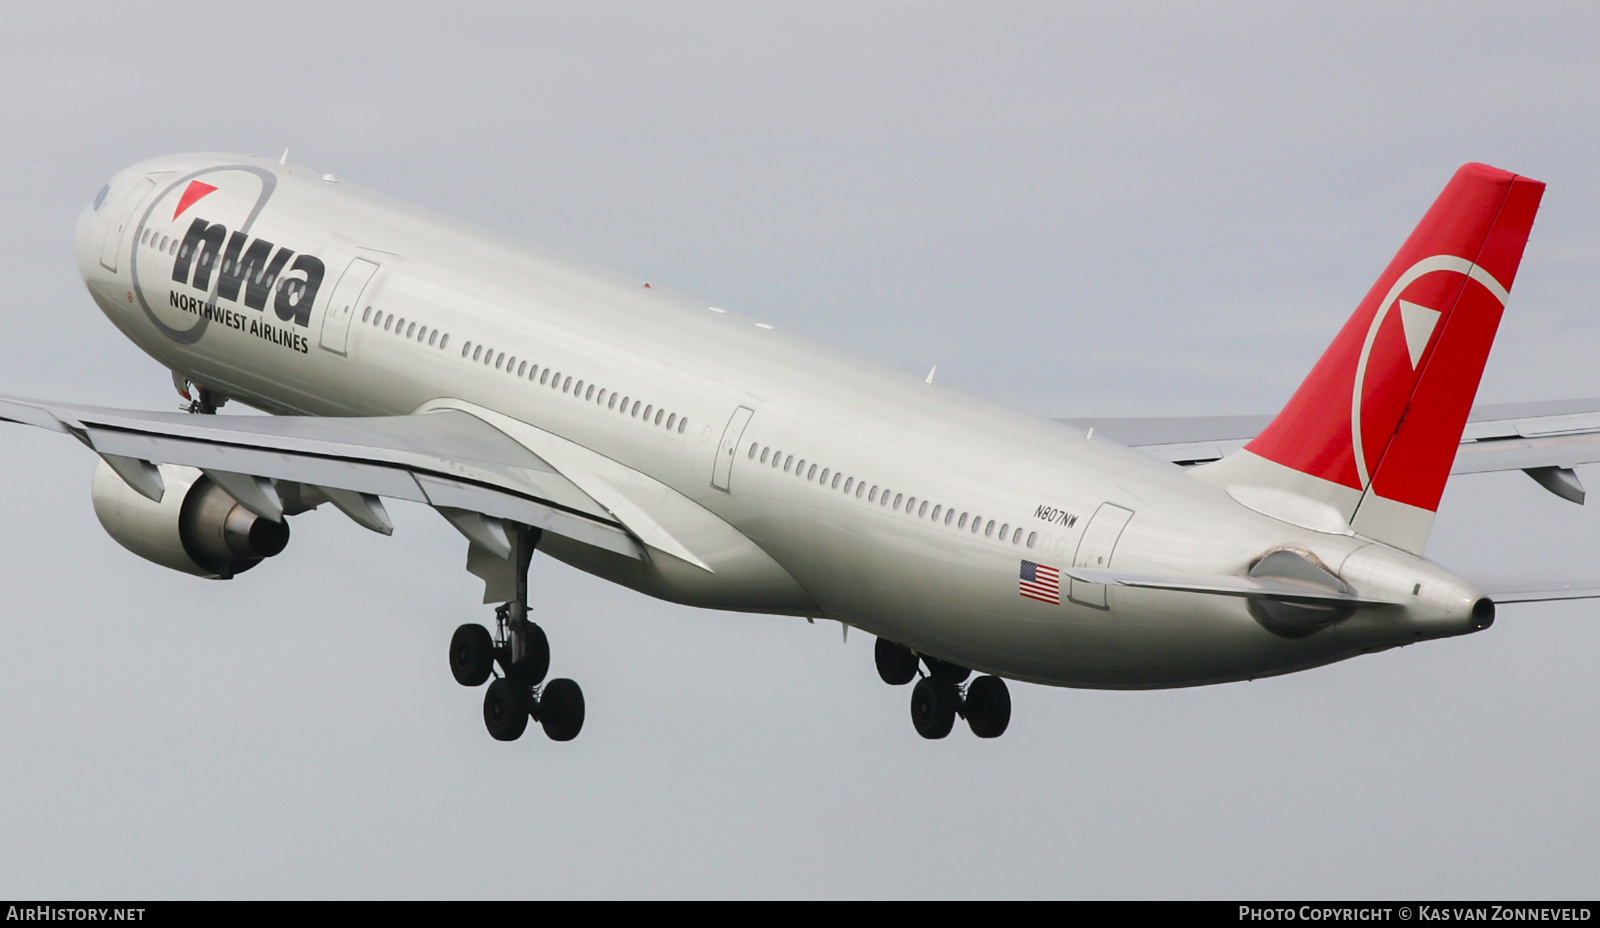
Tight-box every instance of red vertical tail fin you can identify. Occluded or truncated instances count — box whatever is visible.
[1197,164,1545,553]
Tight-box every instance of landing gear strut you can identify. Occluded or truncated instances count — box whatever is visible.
[448,524,586,742]
[877,636,1011,739]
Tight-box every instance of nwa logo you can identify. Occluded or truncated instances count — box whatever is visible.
[170,215,326,327]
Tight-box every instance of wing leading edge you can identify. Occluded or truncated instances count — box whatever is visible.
[0,395,641,560]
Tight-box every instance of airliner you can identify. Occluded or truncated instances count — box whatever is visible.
[14,153,1600,743]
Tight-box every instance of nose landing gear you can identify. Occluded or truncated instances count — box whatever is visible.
[449,524,587,743]
[878,637,1012,740]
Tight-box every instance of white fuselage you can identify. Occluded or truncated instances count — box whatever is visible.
[72,154,1487,689]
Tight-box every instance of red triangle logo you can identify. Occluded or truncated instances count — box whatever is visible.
[172,180,218,220]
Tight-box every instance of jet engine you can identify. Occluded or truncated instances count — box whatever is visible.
[91,459,289,579]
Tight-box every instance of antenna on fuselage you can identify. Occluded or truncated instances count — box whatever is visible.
[925,366,937,384]
[279,148,289,165]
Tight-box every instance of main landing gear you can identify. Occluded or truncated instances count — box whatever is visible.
[875,636,1011,740]
[447,524,586,742]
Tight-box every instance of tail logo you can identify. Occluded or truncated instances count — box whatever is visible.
[1350,254,1508,488]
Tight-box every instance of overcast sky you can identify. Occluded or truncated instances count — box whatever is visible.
[1,2,1598,899]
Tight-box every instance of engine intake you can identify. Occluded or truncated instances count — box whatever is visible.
[92,460,290,579]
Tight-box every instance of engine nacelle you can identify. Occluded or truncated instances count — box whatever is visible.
[92,460,290,579]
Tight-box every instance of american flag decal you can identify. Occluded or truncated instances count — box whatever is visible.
[1019,559,1061,604]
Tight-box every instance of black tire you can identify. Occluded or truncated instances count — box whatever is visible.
[483,677,531,741]
[965,675,1011,738]
[924,656,971,685]
[874,637,918,686]
[450,624,495,687]
[508,624,550,686]
[910,677,958,739]
[538,678,586,742]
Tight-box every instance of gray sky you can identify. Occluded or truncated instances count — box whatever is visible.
[1,2,1598,899]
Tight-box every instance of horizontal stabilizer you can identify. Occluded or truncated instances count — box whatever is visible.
[1061,567,1397,606]
[1060,397,1600,504]
[1473,579,1600,604]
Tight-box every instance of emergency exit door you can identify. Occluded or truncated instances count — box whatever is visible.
[712,406,754,492]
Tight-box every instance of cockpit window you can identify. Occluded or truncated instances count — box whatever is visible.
[93,185,109,211]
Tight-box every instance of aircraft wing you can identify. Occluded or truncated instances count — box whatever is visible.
[1059,399,1600,503]
[0,395,642,560]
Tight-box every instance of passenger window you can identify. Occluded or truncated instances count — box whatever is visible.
[417,326,427,341]
[819,468,829,484]
[667,413,676,429]
[678,419,687,433]
[495,354,504,370]
[831,473,841,490]
[643,405,653,420]
[882,491,891,507]
[893,493,903,510]
[507,355,516,370]
[585,385,595,401]
[574,379,583,394]
[944,509,954,526]
[906,496,916,512]
[772,451,781,469]
[985,520,995,537]
[760,447,770,464]
[1014,528,1024,544]
[1000,523,1009,538]
[869,487,878,502]
[384,316,394,332]
[632,400,641,417]
[1027,532,1037,548]
[609,394,619,409]
[396,318,405,332]
[440,335,449,351]
[407,323,417,338]
[855,482,865,499]
[517,360,526,376]
[655,409,663,425]
[429,331,438,346]
[807,464,817,481]
[796,459,806,475]
[784,455,794,473]
[362,306,372,323]
[563,377,572,393]
[919,501,929,518]
[843,477,853,493]
[749,443,759,460]
[959,513,968,528]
